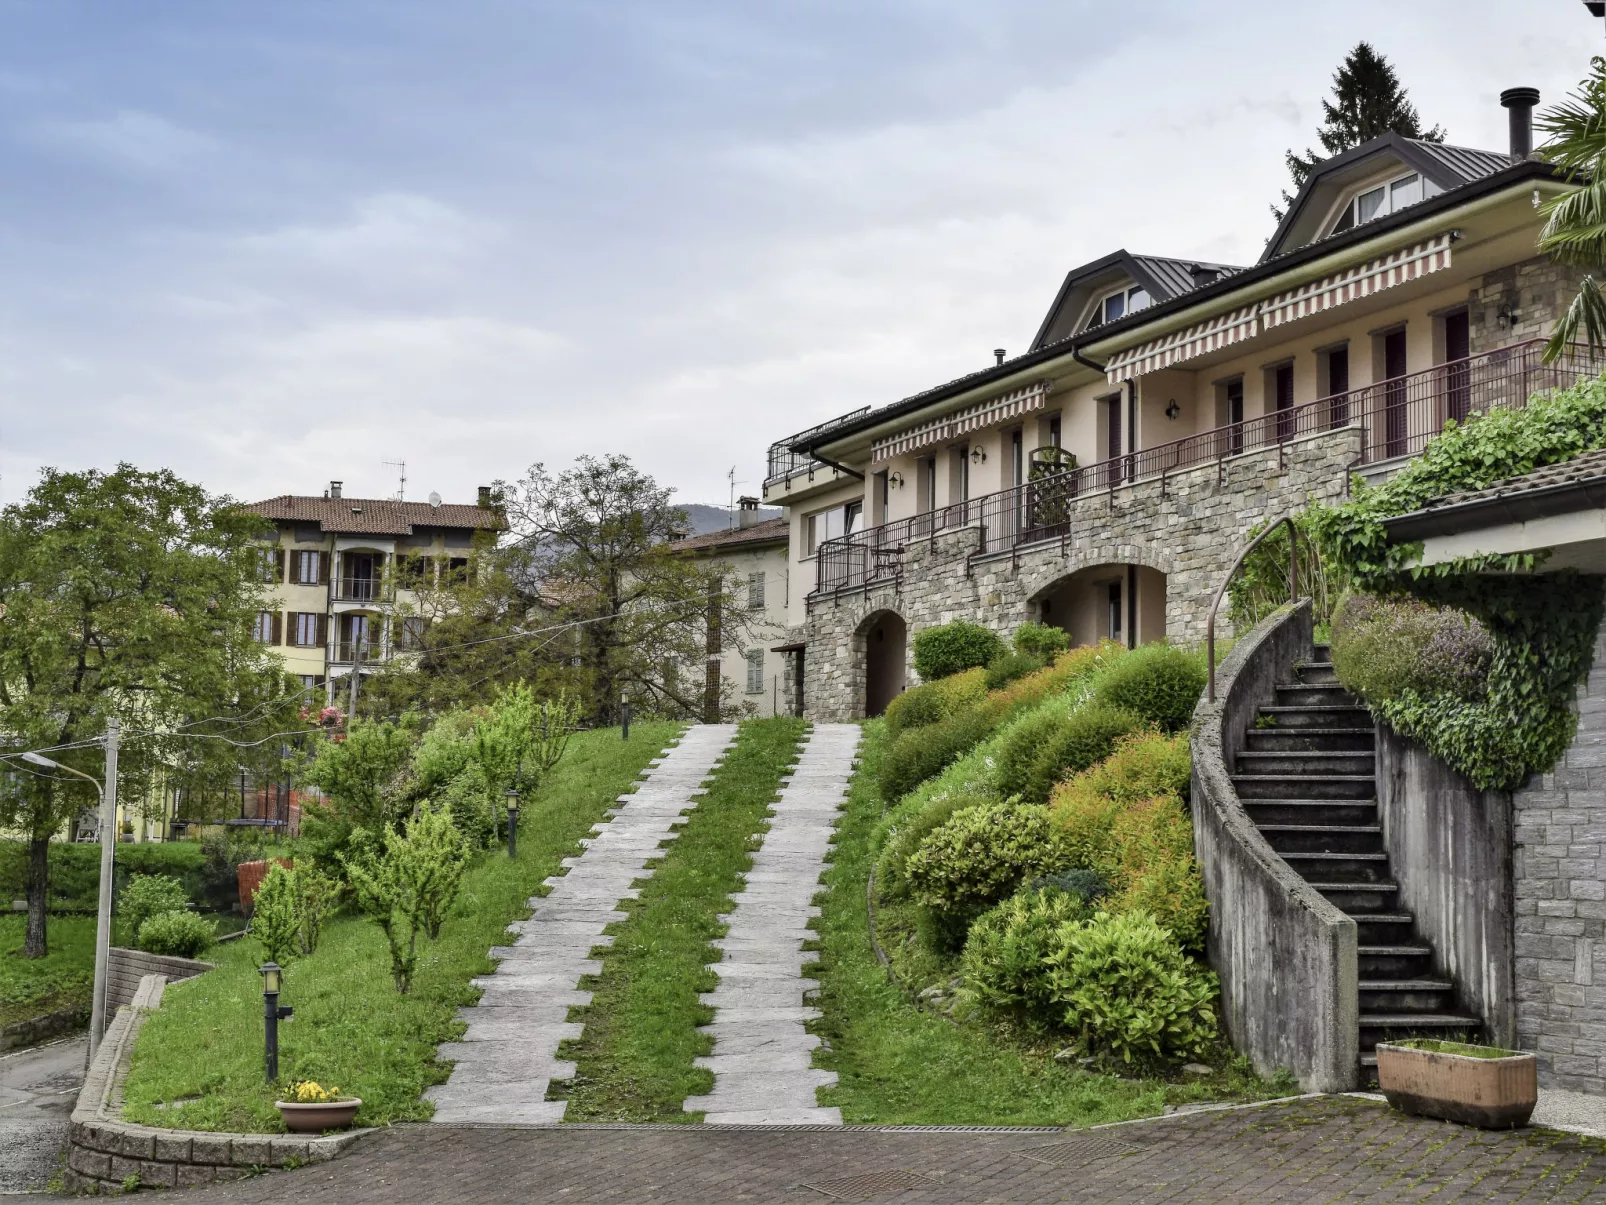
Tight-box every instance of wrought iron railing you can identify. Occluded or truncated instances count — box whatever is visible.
[332,576,392,603]
[330,640,383,665]
[765,407,873,487]
[811,339,1605,596]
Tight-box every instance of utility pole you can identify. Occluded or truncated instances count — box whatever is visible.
[703,575,722,724]
[349,635,364,720]
[89,717,118,1062]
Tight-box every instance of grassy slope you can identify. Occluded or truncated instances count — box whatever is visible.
[120,722,681,1133]
[813,720,1289,1126]
[558,716,806,1121]
[0,914,94,1029]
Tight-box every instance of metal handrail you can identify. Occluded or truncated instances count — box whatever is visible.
[1205,514,1303,702]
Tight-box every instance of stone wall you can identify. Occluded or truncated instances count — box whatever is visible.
[1512,597,1606,1093]
[1469,254,1577,354]
[106,947,212,1011]
[800,428,1360,721]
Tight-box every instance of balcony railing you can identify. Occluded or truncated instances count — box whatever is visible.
[812,339,1605,596]
[765,408,873,487]
[330,640,384,665]
[332,576,392,603]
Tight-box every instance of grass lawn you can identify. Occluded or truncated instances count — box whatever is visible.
[0,913,94,1029]
[120,721,682,1133]
[557,716,806,1122]
[810,719,1296,1126]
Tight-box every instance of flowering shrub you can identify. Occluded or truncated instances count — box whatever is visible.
[284,1080,348,1103]
[1330,592,1491,703]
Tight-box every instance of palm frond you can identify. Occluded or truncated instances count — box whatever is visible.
[1545,275,1606,362]
[1536,56,1606,179]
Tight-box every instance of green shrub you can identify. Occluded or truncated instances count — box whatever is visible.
[438,766,497,849]
[874,779,999,901]
[1022,867,1108,904]
[912,620,1004,681]
[1094,643,1207,733]
[1043,910,1218,1064]
[135,911,216,960]
[904,801,1073,925]
[882,682,949,739]
[984,651,1045,691]
[992,705,1081,801]
[961,886,1091,1025]
[879,707,998,802]
[1056,728,1192,808]
[1013,622,1070,660]
[118,874,191,945]
[1021,704,1142,805]
[0,841,206,913]
[251,862,303,967]
[1330,591,1491,703]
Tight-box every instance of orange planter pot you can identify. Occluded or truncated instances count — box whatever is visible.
[236,858,293,916]
[1376,1043,1537,1130]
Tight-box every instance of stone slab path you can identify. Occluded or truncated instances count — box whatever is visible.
[685,722,860,1125]
[427,724,737,1124]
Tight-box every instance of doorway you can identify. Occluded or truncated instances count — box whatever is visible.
[863,612,907,717]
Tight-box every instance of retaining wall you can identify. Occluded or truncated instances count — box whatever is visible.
[106,947,212,1011]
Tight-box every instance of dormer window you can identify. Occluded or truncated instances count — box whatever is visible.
[1083,284,1151,331]
[1328,171,1443,235]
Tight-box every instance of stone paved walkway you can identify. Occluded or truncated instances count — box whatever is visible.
[685,723,859,1124]
[0,1034,84,1194]
[426,724,737,1123]
[156,1095,1606,1203]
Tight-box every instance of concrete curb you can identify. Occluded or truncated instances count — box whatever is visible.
[63,972,374,1194]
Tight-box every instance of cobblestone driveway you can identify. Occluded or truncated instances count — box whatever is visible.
[155,1096,1606,1203]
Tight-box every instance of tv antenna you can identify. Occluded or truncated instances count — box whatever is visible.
[383,459,407,501]
[726,466,746,529]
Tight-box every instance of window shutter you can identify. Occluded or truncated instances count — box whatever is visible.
[319,551,331,585]
[273,612,284,644]
[275,549,287,583]
[317,613,329,648]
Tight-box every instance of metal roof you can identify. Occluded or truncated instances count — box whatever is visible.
[1130,255,1244,300]
[1407,139,1517,184]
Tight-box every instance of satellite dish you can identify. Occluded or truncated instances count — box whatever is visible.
[428,491,442,508]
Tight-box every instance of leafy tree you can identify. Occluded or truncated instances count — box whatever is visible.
[1537,57,1606,361]
[299,718,416,870]
[1276,42,1445,220]
[0,465,287,958]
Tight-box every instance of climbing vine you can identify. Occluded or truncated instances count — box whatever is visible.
[1309,376,1606,790]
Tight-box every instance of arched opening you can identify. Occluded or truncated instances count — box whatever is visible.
[1035,564,1167,649]
[862,611,907,717]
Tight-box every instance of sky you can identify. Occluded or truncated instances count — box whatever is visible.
[0,1,1600,509]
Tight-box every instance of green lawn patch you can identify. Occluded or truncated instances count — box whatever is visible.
[119,722,681,1132]
[557,716,806,1122]
[0,913,94,1029]
[812,719,1293,1126]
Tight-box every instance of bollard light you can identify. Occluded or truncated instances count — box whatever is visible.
[260,962,293,1083]
[505,788,520,860]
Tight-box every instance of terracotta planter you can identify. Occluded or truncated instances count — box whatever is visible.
[236,858,293,916]
[1377,1042,1537,1129]
[274,1098,361,1133]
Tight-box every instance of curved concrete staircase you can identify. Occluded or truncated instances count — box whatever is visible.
[1229,643,1482,1081]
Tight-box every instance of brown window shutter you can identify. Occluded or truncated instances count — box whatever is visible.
[276,549,287,583]
[317,613,329,648]
[320,551,331,585]
[272,612,283,644]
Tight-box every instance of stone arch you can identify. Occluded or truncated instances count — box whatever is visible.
[1027,560,1169,649]
[857,608,908,718]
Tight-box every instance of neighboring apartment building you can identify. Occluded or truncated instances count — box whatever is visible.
[762,87,1603,721]
[670,498,792,717]
[246,481,504,703]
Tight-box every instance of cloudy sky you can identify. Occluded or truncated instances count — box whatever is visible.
[0,1,1598,508]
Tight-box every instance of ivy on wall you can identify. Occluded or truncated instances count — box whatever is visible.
[1310,377,1606,790]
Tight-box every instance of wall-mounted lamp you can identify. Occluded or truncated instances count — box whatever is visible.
[887,471,904,489]
[1165,399,1181,421]
[1497,307,1519,330]
[970,446,987,465]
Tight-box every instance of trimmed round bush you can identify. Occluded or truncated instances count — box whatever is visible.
[1021,703,1142,805]
[1093,643,1207,733]
[904,800,1073,924]
[136,910,216,959]
[1013,622,1070,660]
[874,779,999,901]
[912,620,1004,681]
[882,682,948,739]
[993,705,1080,801]
[118,873,191,945]
[961,886,1090,1025]
[984,651,1045,691]
[879,707,997,802]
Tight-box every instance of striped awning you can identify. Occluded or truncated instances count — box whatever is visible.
[1105,306,1259,383]
[872,382,1051,462]
[1260,234,1454,331]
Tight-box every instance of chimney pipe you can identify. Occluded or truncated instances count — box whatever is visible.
[738,494,760,529]
[477,485,492,508]
[1501,87,1540,160]
[994,348,1006,366]
[329,480,342,499]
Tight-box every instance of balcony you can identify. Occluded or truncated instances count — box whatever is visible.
[812,339,1606,596]
[330,640,385,666]
[765,408,872,489]
[332,576,392,603]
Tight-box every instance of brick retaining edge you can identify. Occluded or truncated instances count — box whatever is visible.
[0,1002,87,1052]
[65,973,373,1195]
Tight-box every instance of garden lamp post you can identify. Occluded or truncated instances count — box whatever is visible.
[22,717,117,1065]
[621,699,630,741]
[505,788,519,860]
[259,962,294,1083]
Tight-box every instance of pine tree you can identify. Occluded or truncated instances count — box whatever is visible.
[1275,43,1446,221]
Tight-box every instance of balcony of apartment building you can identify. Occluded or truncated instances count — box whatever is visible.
[762,408,873,505]
[331,548,392,606]
[810,337,1606,598]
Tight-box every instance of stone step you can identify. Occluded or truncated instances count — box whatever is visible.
[1297,662,1341,685]
[1281,851,1391,883]
[1275,683,1361,708]
[1359,979,1459,1013]
[1353,913,1419,943]
[1242,799,1379,826]
[1358,1013,1482,1051]
[1309,881,1400,913]
[1231,774,1376,800]
[1256,704,1373,730]
[1256,824,1384,855]
[1357,944,1436,978]
[1243,727,1375,753]
[1236,750,1377,777]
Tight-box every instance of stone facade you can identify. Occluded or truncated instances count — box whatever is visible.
[1512,597,1606,1093]
[799,428,1360,721]
[1470,254,1579,355]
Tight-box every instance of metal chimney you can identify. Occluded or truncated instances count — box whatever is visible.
[994,348,1006,366]
[1501,87,1540,160]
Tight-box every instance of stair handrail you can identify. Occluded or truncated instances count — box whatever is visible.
[1206,513,1305,703]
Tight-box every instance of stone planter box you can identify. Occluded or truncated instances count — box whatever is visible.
[1377,1042,1537,1129]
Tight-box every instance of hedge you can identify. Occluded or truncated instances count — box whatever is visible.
[0,840,207,912]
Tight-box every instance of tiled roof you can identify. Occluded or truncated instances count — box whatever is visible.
[669,518,789,552]
[1413,448,1606,514]
[246,495,505,537]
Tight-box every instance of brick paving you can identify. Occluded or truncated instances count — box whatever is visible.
[156,1096,1606,1203]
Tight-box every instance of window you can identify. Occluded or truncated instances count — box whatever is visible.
[445,556,470,584]
[745,649,765,694]
[396,554,429,590]
[298,674,325,692]
[747,571,766,611]
[1329,171,1442,235]
[257,547,284,584]
[1323,346,1350,429]
[290,612,326,648]
[805,503,863,555]
[252,611,281,644]
[294,550,328,586]
[1083,284,1152,331]
[1107,582,1122,640]
[396,616,428,651]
